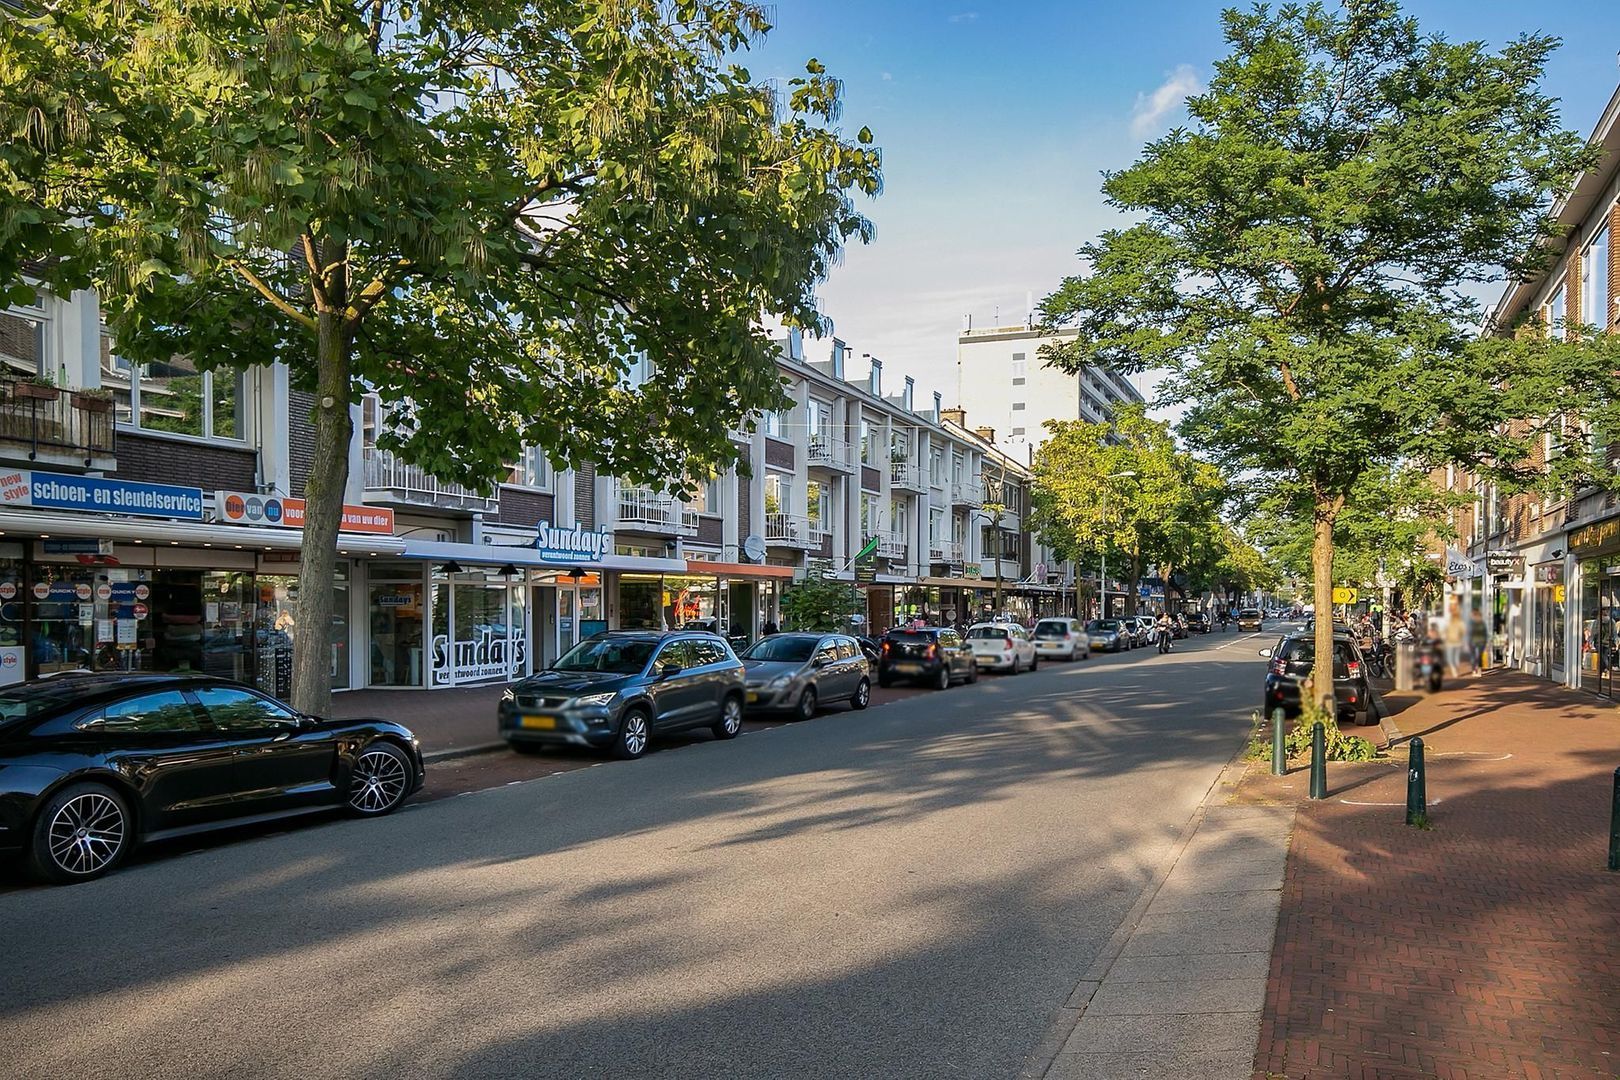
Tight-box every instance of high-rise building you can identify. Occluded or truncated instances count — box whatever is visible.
[955,319,1144,455]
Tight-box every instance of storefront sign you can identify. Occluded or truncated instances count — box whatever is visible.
[215,491,395,535]
[535,520,611,563]
[1570,517,1620,555]
[0,647,22,687]
[0,470,203,520]
[430,627,526,686]
[1485,550,1526,577]
[43,539,113,556]
[1444,548,1482,579]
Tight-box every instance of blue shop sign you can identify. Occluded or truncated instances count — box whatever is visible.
[0,469,204,520]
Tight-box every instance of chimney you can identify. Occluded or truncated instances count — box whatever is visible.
[902,375,914,411]
[940,407,967,428]
[962,314,972,332]
[975,425,996,444]
[933,390,943,418]
[865,354,882,396]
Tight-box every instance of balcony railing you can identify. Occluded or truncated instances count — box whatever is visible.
[930,540,965,564]
[890,460,925,491]
[765,512,822,549]
[0,379,116,466]
[950,479,985,507]
[875,531,906,559]
[362,447,498,513]
[618,488,700,535]
[806,435,854,471]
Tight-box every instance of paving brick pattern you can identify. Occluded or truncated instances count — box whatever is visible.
[1251,673,1620,1080]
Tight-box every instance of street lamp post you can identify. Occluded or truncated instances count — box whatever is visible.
[1098,470,1138,620]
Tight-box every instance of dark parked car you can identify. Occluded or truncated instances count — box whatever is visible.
[1260,633,1373,725]
[741,633,871,719]
[877,627,977,690]
[500,630,745,759]
[1185,612,1211,634]
[1085,618,1130,652]
[0,674,424,885]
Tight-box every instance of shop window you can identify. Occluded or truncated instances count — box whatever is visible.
[369,579,426,687]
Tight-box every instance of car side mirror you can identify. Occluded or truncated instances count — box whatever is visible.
[813,656,831,668]
[660,662,682,678]
[1258,648,1271,658]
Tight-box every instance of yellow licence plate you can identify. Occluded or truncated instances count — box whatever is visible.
[520,714,557,730]
[746,692,760,704]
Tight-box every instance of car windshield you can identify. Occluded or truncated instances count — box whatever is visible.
[0,679,102,730]
[1034,622,1069,638]
[553,638,657,674]
[1241,609,1261,617]
[887,631,934,643]
[743,637,818,662]
[965,626,1011,640]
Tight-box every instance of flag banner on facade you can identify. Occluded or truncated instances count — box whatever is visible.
[854,535,881,561]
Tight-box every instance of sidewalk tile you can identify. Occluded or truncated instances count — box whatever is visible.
[1085,976,1267,1016]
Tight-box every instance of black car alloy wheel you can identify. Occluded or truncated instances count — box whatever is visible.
[31,782,130,884]
[348,742,412,816]
[615,709,652,759]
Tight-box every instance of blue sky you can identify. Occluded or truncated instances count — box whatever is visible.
[740,1,1620,410]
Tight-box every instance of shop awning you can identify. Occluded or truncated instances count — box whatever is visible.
[0,507,406,555]
[913,576,986,589]
[394,537,685,574]
[683,560,795,580]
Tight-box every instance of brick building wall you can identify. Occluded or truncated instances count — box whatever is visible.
[113,431,257,492]
[287,389,316,497]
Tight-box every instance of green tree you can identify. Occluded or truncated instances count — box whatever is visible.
[0,0,880,711]
[1029,404,1226,615]
[780,574,861,633]
[1038,1,1620,696]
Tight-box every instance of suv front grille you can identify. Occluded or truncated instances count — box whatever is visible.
[517,694,572,709]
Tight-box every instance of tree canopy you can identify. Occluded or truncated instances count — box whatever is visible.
[0,0,881,709]
[1038,0,1620,691]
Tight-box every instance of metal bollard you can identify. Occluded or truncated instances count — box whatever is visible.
[1309,720,1327,799]
[1406,737,1426,826]
[1609,767,1620,872]
[1395,642,1415,692]
[1271,708,1287,776]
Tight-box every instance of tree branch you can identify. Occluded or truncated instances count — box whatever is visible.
[229,262,317,331]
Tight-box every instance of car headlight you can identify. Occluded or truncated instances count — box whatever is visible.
[765,674,793,691]
[500,688,516,704]
[573,691,617,707]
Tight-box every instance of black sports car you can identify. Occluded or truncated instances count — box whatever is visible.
[0,673,424,884]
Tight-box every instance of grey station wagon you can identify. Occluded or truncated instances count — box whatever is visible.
[499,631,746,759]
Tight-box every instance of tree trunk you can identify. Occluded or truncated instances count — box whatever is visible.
[1310,496,1341,711]
[1161,561,1176,614]
[289,294,353,715]
[1123,550,1142,616]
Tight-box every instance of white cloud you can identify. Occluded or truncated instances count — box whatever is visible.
[881,71,893,82]
[1130,64,1202,138]
[947,12,978,23]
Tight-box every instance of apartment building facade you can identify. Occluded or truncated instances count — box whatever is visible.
[955,320,1145,455]
[1442,81,1620,696]
[0,289,1075,696]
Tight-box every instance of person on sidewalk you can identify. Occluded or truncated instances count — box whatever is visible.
[1443,601,1467,677]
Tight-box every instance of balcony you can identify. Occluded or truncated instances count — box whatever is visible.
[950,479,985,507]
[0,379,117,470]
[806,435,855,472]
[875,531,906,560]
[362,447,498,514]
[618,488,700,536]
[765,512,822,549]
[889,460,925,492]
[930,540,965,564]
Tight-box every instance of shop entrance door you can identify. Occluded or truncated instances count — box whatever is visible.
[1581,571,1618,698]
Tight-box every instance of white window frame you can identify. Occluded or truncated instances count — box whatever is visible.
[1584,225,1610,330]
[1010,352,1027,381]
[122,361,250,443]
[506,448,552,491]
[1,292,49,378]
[1547,285,1567,340]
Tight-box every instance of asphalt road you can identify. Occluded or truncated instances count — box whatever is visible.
[0,630,1268,1079]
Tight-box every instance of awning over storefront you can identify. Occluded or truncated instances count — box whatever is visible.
[394,537,685,574]
[683,560,794,579]
[0,507,407,554]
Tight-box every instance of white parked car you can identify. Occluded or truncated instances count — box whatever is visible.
[964,622,1039,673]
[1032,617,1090,661]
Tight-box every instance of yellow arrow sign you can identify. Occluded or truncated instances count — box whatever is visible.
[1331,587,1358,605]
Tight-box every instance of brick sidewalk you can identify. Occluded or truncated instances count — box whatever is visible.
[1246,672,1620,1080]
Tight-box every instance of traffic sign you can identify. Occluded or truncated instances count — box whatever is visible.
[1331,587,1358,605]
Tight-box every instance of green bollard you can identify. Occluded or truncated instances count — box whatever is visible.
[1609,767,1620,872]
[1309,720,1327,799]
[1271,708,1287,776]
[1406,737,1427,826]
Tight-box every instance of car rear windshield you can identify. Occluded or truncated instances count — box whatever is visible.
[1090,620,1120,632]
[1278,640,1353,663]
[553,638,657,674]
[0,679,101,730]
[966,626,1012,640]
[886,630,936,643]
[743,637,818,662]
[1034,622,1069,638]
[1240,610,1261,617]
